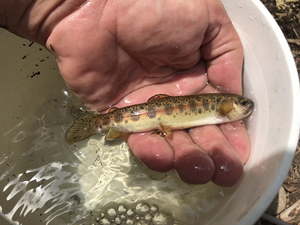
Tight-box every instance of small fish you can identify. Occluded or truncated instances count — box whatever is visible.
[65,93,254,145]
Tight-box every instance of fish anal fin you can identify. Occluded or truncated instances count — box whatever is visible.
[147,94,170,103]
[106,128,128,140]
[109,107,118,113]
[218,100,233,116]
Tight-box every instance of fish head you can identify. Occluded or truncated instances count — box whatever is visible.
[219,96,254,121]
[229,96,254,120]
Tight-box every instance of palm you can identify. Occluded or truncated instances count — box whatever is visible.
[46,0,250,186]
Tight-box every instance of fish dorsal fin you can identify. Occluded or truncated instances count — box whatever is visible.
[147,94,170,103]
[218,100,233,116]
[109,107,118,113]
[106,128,127,140]
[70,106,89,119]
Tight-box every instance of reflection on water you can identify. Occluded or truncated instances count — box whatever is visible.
[2,162,82,224]
[0,91,227,225]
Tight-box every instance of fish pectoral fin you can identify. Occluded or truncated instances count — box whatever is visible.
[106,128,128,140]
[217,100,233,116]
[151,122,172,137]
[147,94,170,102]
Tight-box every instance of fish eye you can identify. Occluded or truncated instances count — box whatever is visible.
[240,100,249,106]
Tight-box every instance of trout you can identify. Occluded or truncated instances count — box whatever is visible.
[65,93,254,145]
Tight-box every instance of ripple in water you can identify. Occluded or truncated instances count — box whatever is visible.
[0,91,229,225]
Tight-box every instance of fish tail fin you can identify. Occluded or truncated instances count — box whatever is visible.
[65,107,100,145]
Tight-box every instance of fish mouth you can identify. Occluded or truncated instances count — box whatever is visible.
[243,101,255,116]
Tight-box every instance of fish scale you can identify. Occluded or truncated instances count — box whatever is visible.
[65,93,254,145]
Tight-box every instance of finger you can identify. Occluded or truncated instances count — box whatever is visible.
[204,25,243,94]
[201,1,243,94]
[189,125,243,187]
[218,120,251,164]
[127,132,174,172]
[166,130,215,184]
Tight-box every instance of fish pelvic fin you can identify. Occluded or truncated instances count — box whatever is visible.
[158,122,172,136]
[151,122,172,137]
[66,108,100,145]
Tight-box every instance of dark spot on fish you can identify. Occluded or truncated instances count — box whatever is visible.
[189,101,197,112]
[202,99,209,111]
[173,99,179,104]
[125,120,128,124]
[94,119,102,129]
[211,104,215,111]
[198,108,202,114]
[216,97,222,104]
[114,112,123,123]
[165,104,173,115]
[102,115,110,125]
[130,110,140,121]
[178,104,185,113]
[147,107,156,118]
[196,95,202,101]
[185,112,188,115]
[158,117,161,120]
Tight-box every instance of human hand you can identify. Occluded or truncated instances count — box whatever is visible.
[2,0,249,186]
